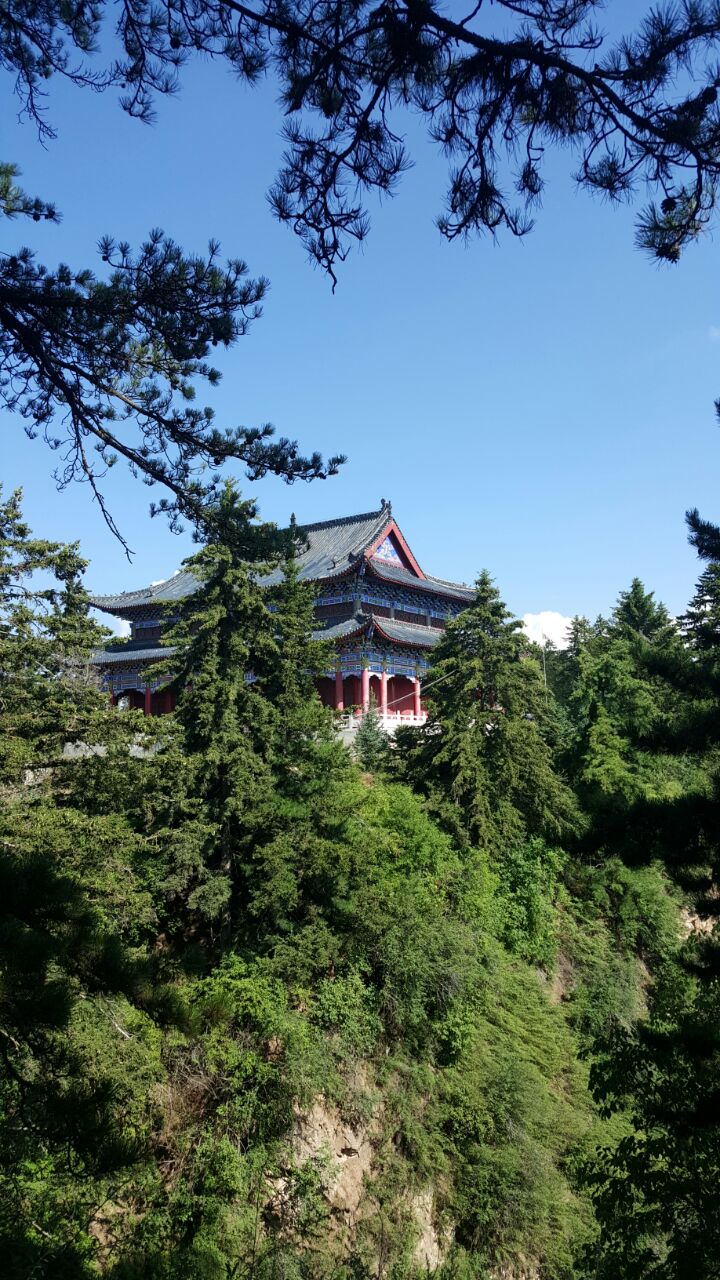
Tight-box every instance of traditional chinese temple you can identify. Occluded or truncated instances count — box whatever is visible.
[91,501,473,724]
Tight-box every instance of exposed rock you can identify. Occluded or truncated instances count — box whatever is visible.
[408,1186,444,1271]
[681,907,716,937]
[492,1258,541,1280]
[293,1096,379,1220]
[286,1093,448,1272]
[548,951,575,1005]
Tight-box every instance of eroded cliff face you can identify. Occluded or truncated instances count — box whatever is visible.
[266,1084,447,1275]
[293,1096,379,1223]
[270,1091,545,1280]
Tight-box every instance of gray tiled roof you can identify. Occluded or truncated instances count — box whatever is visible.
[91,570,202,614]
[268,506,390,584]
[91,507,392,614]
[92,645,179,665]
[91,503,473,618]
[318,612,441,650]
[371,617,442,649]
[367,560,473,601]
[93,608,440,673]
[315,616,367,642]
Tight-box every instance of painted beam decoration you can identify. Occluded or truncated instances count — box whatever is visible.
[91,501,473,721]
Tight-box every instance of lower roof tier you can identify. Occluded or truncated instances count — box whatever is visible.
[93,611,443,671]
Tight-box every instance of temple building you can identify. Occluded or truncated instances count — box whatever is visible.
[91,501,474,725]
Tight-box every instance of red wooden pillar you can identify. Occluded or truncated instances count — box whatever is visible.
[361,667,370,713]
[164,688,173,714]
[335,669,344,711]
[413,676,421,719]
[108,691,115,708]
[144,688,152,717]
[380,671,388,717]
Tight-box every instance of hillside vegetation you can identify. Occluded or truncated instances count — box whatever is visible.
[1,485,718,1280]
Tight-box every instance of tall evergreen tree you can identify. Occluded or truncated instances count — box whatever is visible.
[397,570,578,851]
[680,561,720,650]
[580,543,720,1278]
[0,491,160,1275]
[263,552,335,763]
[612,578,678,646]
[353,696,392,774]
[154,486,353,945]
[556,582,682,808]
[155,485,284,933]
[0,485,112,778]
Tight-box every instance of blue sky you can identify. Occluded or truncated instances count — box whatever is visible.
[4,12,720,631]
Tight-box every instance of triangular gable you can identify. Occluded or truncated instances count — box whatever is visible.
[373,534,405,567]
[366,520,425,578]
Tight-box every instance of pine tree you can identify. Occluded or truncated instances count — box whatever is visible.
[560,582,683,810]
[6,4,720,280]
[397,570,579,852]
[4,4,720,541]
[544,614,593,707]
[154,486,352,942]
[240,548,360,944]
[0,225,343,550]
[264,552,335,757]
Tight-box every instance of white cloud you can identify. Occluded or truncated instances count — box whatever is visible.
[111,617,132,638]
[709,325,720,342]
[522,611,573,650]
[149,569,181,587]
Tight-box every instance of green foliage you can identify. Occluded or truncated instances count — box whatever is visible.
[573,545,720,1278]
[353,698,391,773]
[681,560,720,650]
[7,0,720,277]
[0,485,111,780]
[430,946,594,1276]
[548,582,691,825]
[396,570,580,852]
[1,492,703,1279]
[494,840,565,968]
[583,959,720,1280]
[310,970,382,1057]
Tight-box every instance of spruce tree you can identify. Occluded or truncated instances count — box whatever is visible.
[681,561,720,650]
[241,550,360,946]
[0,485,113,778]
[154,486,353,945]
[263,551,335,777]
[157,484,283,933]
[560,582,683,809]
[612,578,678,646]
[397,570,578,852]
[353,695,391,773]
